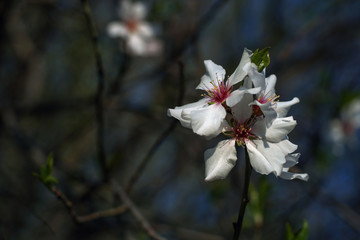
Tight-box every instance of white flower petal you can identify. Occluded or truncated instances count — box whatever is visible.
[168,98,208,128]
[196,61,226,90]
[190,104,226,138]
[250,100,277,126]
[143,38,163,56]
[205,60,226,84]
[127,34,147,55]
[283,153,300,168]
[137,22,155,38]
[246,140,277,175]
[265,117,297,142]
[131,2,147,20]
[231,93,253,123]
[329,119,345,145]
[242,75,253,89]
[280,171,309,181]
[251,118,266,138]
[280,153,308,181]
[226,87,261,108]
[196,75,213,90]
[107,22,128,38]
[168,108,184,122]
[276,97,300,117]
[119,0,132,19]
[120,0,147,20]
[228,48,252,86]
[247,139,286,176]
[343,99,360,127]
[265,74,277,93]
[243,62,266,90]
[204,139,237,181]
[276,139,298,155]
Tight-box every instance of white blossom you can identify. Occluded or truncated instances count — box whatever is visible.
[243,62,299,126]
[107,0,162,56]
[168,49,260,139]
[168,49,308,182]
[329,98,360,152]
[204,93,305,181]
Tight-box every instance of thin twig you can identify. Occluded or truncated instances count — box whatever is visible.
[109,51,131,96]
[125,120,177,194]
[77,205,128,222]
[125,61,185,194]
[112,180,166,240]
[233,147,252,240]
[49,186,80,224]
[49,185,128,223]
[176,60,185,106]
[80,0,108,182]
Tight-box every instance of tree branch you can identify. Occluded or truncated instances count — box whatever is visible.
[48,185,128,223]
[80,0,108,182]
[232,147,252,240]
[112,180,166,240]
[76,205,128,223]
[125,60,185,194]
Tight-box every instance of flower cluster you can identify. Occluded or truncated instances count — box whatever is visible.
[168,48,308,182]
[107,0,162,56]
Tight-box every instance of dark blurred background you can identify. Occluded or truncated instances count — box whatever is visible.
[1,0,360,239]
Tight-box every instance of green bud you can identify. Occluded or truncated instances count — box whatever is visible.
[251,47,271,72]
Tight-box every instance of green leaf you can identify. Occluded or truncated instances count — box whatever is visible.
[46,153,54,175]
[248,177,271,228]
[44,176,59,186]
[286,220,309,240]
[32,172,42,180]
[286,223,295,240]
[40,166,48,179]
[251,47,271,72]
[33,153,58,187]
[294,220,309,240]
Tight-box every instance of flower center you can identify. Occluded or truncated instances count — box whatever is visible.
[223,119,258,147]
[252,91,280,116]
[202,74,232,105]
[252,105,263,117]
[258,90,279,105]
[126,19,139,32]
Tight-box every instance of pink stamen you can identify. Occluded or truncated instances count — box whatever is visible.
[253,90,280,116]
[229,120,257,147]
[202,74,232,105]
[258,91,279,105]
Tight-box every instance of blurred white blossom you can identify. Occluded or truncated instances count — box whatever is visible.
[107,0,163,56]
[329,99,360,152]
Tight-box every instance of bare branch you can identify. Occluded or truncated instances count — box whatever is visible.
[49,186,80,224]
[77,205,128,223]
[48,185,129,223]
[125,60,185,193]
[80,0,108,182]
[112,180,166,240]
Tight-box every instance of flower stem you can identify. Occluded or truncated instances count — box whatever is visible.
[232,147,252,240]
